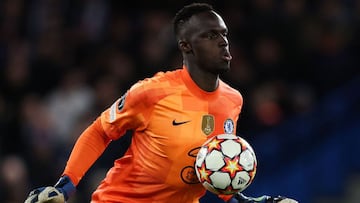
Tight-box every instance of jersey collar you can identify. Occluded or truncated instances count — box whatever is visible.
[180,65,221,100]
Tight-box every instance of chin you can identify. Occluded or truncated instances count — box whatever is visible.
[215,66,230,75]
[218,63,231,74]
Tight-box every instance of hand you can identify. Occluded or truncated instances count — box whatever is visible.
[24,186,65,203]
[268,196,298,203]
[24,176,76,203]
[228,193,298,203]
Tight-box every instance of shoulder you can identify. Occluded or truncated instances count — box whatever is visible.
[131,69,182,91]
[127,69,183,103]
[219,80,243,105]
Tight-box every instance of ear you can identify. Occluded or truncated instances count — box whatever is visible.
[178,40,192,53]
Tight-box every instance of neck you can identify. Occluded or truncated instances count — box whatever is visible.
[184,63,219,92]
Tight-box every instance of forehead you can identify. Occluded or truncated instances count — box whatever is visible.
[186,11,227,33]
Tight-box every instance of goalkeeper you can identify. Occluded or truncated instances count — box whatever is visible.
[25,3,297,203]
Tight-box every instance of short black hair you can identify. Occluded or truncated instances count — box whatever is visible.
[173,3,214,38]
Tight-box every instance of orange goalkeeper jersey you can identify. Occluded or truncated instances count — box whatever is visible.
[63,66,243,203]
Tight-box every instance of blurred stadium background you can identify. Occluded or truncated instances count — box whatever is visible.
[0,0,359,202]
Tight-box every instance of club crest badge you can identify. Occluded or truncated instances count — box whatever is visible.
[202,115,214,135]
[224,118,234,134]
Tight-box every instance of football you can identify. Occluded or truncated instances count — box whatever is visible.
[195,134,257,195]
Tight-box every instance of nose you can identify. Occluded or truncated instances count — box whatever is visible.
[219,34,228,47]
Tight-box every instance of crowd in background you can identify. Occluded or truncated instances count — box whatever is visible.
[0,0,359,202]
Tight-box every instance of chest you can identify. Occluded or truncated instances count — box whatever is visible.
[146,93,239,155]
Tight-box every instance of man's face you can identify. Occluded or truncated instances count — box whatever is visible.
[182,11,232,74]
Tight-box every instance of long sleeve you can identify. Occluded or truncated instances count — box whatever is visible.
[62,117,111,185]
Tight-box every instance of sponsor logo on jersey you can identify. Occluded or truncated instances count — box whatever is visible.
[180,166,199,184]
[202,115,214,135]
[180,147,201,184]
[172,119,191,126]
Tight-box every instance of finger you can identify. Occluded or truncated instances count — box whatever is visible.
[24,194,38,203]
[279,199,298,203]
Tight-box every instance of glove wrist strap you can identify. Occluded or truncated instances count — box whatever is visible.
[54,176,76,200]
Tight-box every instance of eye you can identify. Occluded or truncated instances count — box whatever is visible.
[205,31,219,40]
[204,31,228,40]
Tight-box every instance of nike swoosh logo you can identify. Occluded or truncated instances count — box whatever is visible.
[172,119,191,126]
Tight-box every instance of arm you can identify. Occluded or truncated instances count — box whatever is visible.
[24,117,112,203]
[25,87,148,203]
[63,117,111,185]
